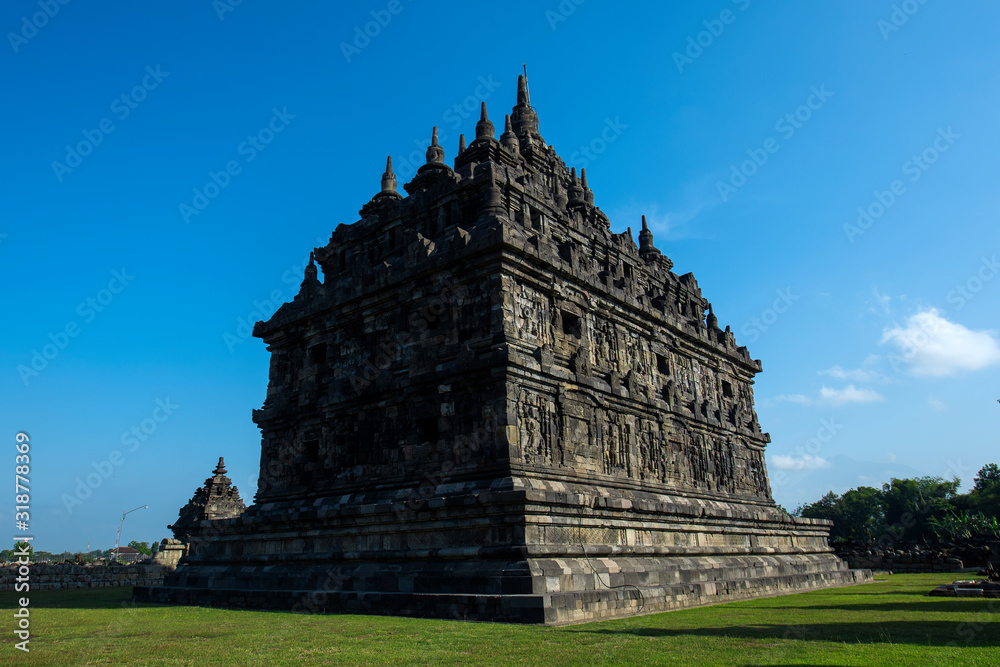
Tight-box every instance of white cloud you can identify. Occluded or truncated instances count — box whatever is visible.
[771,454,832,470]
[927,398,945,410]
[773,394,814,406]
[773,385,884,407]
[868,288,892,315]
[818,364,887,384]
[819,385,885,406]
[608,196,713,241]
[819,354,889,385]
[881,308,1000,376]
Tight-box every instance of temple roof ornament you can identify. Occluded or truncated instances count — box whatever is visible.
[425,126,445,165]
[638,214,660,258]
[379,156,400,198]
[511,73,541,141]
[474,102,495,143]
[501,114,520,153]
[568,167,585,206]
[581,168,595,205]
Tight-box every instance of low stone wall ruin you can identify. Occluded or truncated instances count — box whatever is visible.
[840,553,964,573]
[0,563,166,591]
[836,540,999,573]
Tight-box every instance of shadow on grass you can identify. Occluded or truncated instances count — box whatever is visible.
[573,620,997,647]
[792,600,1000,614]
[0,588,329,617]
[0,587,134,609]
[850,589,937,596]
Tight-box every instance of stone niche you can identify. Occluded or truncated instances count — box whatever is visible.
[135,76,871,624]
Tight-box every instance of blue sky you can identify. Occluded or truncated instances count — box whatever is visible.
[3,1,998,552]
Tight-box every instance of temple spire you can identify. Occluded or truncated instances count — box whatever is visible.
[380,155,398,196]
[475,102,495,142]
[426,126,445,165]
[511,73,541,140]
[568,167,584,206]
[706,303,719,331]
[458,133,466,155]
[638,215,660,259]
[303,251,319,285]
[501,114,520,153]
[581,168,594,205]
[213,457,227,476]
[553,175,567,209]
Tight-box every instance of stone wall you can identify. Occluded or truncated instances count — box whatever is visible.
[837,540,999,573]
[0,563,166,591]
[841,554,964,573]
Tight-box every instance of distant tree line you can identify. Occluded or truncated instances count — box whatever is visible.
[793,463,1000,545]
[0,539,159,563]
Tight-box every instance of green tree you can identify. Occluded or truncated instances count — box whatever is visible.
[929,510,1000,540]
[838,486,886,543]
[967,463,1000,519]
[10,541,33,560]
[974,463,1000,492]
[128,540,152,556]
[795,491,847,539]
[881,476,959,542]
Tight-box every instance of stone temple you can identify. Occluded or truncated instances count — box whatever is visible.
[136,75,871,623]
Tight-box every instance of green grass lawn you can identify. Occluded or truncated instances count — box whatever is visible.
[1,573,997,666]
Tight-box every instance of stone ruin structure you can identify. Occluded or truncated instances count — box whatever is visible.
[166,457,246,540]
[135,75,871,623]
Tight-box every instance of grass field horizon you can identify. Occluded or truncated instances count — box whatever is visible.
[1,572,997,665]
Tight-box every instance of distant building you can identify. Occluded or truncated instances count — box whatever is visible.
[111,546,143,563]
